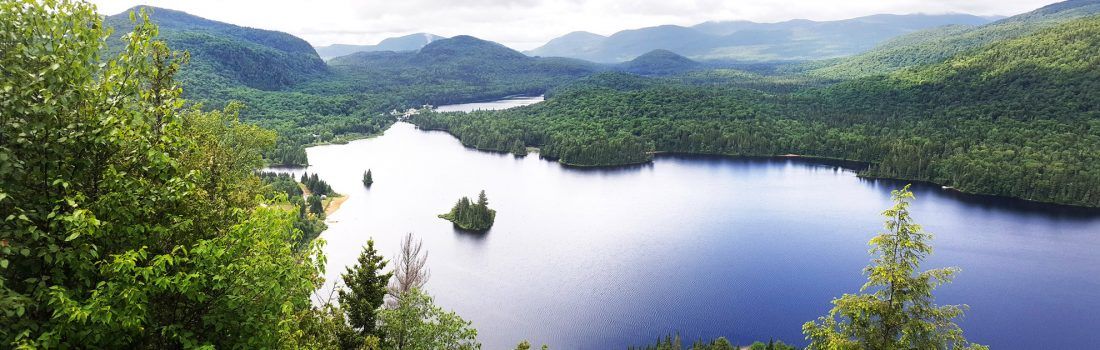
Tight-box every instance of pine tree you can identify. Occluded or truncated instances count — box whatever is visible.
[803,185,987,350]
[339,240,393,340]
[363,169,374,187]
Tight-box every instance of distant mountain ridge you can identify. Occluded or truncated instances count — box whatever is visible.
[526,14,997,62]
[315,33,445,60]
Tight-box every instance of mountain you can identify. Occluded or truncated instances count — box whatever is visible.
[526,14,996,62]
[315,33,445,60]
[105,6,327,92]
[804,0,1100,78]
[326,35,602,105]
[616,49,701,75]
[525,31,606,59]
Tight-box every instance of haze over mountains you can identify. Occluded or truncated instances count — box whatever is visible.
[312,13,1000,63]
[525,14,999,62]
[315,33,445,60]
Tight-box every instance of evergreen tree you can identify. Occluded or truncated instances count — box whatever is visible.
[803,185,987,350]
[438,191,496,231]
[363,169,374,187]
[309,195,325,216]
[339,240,393,341]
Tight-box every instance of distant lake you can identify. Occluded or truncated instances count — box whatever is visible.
[434,95,545,113]
[273,98,1100,349]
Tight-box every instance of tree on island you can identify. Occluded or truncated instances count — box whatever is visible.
[439,190,496,231]
[363,169,374,187]
[803,185,987,350]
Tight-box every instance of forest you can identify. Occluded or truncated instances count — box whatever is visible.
[409,15,1100,207]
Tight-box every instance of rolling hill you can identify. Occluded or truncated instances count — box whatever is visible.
[525,14,996,62]
[803,0,1100,78]
[615,49,702,75]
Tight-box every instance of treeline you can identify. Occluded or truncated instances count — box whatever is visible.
[629,335,795,350]
[300,172,334,196]
[409,16,1100,207]
[439,191,497,231]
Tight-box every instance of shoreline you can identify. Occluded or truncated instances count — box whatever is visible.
[324,195,348,216]
[403,123,1098,209]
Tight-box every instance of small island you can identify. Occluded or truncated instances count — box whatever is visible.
[439,190,496,231]
[362,169,374,187]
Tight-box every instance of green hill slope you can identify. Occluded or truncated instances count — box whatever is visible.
[105,6,328,92]
[804,0,1100,78]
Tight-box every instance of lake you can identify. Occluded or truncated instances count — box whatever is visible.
[275,99,1100,349]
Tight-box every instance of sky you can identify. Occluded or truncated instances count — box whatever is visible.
[89,0,1063,50]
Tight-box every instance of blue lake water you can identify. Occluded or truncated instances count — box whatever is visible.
[277,99,1100,349]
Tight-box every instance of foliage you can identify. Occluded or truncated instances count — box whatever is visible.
[258,171,327,246]
[514,340,550,350]
[378,289,480,350]
[0,2,323,348]
[628,334,780,350]
[748,340,796,350]
[802,185,987,350]
[438,191,496,231]
[339,240,393,340]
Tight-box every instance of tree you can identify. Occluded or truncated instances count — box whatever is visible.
[388,233,430,305]
[514,340,550,350]
[378,288,480,350]
[0,3,324,348]
[803,185,987,350]
[438,191,496,231]
[309,194,326,217]
[363,169,374,187]
[340,240,393,341]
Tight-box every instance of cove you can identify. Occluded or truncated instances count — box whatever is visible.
[274,99,1100,349]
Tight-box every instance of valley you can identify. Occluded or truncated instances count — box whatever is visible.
[4,0,1100,349]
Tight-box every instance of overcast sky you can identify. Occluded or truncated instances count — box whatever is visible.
[89,0,1061,50]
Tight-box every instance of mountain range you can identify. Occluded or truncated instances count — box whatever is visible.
[314,33,445,60]
[525,14,999,62]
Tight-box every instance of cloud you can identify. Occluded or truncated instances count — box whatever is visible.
[89,0,1060,50]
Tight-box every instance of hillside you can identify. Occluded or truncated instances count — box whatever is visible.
[616,49,702,75]
[104,6,327,92]
[526,14,995,62]
[804,0,1100,78]
[323,35,601,105]
[409,15,1100,207]
[315,33,444,60]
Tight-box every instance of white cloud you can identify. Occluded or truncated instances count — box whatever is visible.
[88,0,1061,50]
